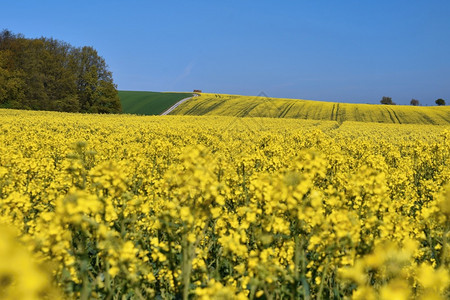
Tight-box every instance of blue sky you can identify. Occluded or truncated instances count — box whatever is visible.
[2,0,450,105]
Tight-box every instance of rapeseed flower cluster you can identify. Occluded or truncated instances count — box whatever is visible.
[0,109,449,299]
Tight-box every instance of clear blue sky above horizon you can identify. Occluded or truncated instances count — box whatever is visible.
[2,0,450,105]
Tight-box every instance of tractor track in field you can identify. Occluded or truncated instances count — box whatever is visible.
[160,94,198,115]
[391,109,402,124]
[279,102,295,118]
[385,108,397,124]
[335,103,340,122]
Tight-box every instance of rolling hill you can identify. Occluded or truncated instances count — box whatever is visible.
[118,91,193,115]
[170,93,450,125]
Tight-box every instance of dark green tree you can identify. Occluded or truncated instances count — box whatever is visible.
[0,29,121,113]
[0,51,26,108]
[410,99,419,106]
[72,46,121,113]
[435,98,446,106]
[380,96,395,105]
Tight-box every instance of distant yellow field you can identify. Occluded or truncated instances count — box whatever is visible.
[171,93,450,125]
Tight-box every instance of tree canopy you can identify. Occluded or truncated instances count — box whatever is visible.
[380,96,395,105]
[435,98,446,106]
[0,30,121,113]
[410,99,419,106]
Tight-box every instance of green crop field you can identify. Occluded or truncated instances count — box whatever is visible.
[118,91,193,115]
[170,93,450,125]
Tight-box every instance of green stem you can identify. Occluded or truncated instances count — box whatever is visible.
[105,259,113,300]
[298,236,310,300]
[80,252,90,300]
[293,234,302,298]
[317,257,329,300]
[182,233,194,300]
[440,222,450,267]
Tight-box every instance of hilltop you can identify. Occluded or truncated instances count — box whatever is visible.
[170,93,450,125]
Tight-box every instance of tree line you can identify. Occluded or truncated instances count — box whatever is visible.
[380,96,446,106]
[0,30,121,113]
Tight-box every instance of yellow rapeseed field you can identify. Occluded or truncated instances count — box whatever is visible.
[0,108,449,299]
[172,93,450,125]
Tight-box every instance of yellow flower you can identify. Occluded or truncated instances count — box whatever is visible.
[417,264,450,293]
[255,290,264,297]
[379,279,410,300]
[108,266,120,278]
